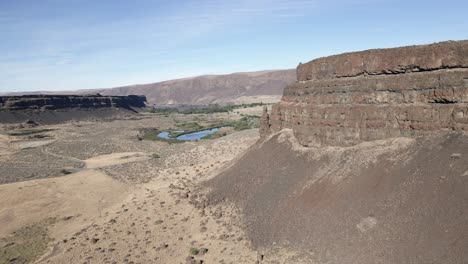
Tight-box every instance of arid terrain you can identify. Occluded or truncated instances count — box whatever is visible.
[0,109,305,264]
[1,40,468,264]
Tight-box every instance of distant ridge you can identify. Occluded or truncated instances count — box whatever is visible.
[0,94,147,124]
[2,69,296,105]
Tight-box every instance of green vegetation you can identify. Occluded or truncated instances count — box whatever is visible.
[0,218,56,264]
[170,122,204,137]
[7,129,54,136]
[141,115,260,143]
[143,122,206,141]
[150,102,267,115]
[202,131,227,140]
[141,129,183,144]
[230,115,260,131]
[189,247,200,255]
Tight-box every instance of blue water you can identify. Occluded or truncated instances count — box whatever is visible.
[177,128,219,141]
[157,128,220,141]
[157,131,172,139]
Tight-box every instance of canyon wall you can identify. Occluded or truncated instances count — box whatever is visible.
[0,94,146,111]
[0,94,147,124]
[262,40,468,147]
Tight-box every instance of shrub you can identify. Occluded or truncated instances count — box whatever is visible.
[190,247,199,255]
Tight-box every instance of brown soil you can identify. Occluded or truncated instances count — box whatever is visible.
[207,129,468,263]
[2,112,305,264]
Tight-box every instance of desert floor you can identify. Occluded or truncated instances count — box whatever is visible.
[0,112,303,264]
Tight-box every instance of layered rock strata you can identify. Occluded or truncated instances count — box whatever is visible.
[262,40,468,146]
[0,94,146,111]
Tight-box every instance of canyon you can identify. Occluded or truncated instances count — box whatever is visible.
[1,40,468,264]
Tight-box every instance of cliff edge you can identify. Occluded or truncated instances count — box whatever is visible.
[207,41,468,263]
[0,94,146,124]
[262,40,468,146]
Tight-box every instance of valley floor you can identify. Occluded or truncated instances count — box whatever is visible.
[0,112,303,264]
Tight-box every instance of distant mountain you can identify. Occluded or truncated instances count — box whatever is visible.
[98,69,296,105]
[1,69,296,105]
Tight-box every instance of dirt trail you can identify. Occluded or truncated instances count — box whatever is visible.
[40,145,83,163]
[84,152,150,169]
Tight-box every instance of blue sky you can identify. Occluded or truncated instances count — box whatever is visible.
[1,0,467,92]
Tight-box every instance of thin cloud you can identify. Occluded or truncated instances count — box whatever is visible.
[0,0,412,92]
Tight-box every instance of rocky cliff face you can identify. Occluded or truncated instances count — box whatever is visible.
[262,40,468,146]
[0,94,146,111]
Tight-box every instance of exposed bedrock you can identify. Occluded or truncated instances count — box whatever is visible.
[0,94,147,124]
[262,40,468,146]
[0,94,146,111]
[297,40,468,81]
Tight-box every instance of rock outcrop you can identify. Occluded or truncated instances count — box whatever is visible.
[259,106,271,136]
[209,41,468,264]
[0,94,146,111]
[262,40,468,146]
[0,94,146,124]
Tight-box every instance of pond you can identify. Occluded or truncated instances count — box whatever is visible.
[157,128,220,141]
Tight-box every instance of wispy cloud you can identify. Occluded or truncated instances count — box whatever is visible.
[0,0,324,87]
[4,0,460,92]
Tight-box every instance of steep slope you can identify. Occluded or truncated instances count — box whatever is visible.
[208,131,468,263]
[207,40,468,263]
[99,69,295,105]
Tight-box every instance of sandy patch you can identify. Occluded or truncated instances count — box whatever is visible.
[228,95,281,104]
[41,130,263,264]
[234,105,273,116]
[84,152,150,169]
[11,139,55,150]
[0,170,129,238]
[0,134,13,156]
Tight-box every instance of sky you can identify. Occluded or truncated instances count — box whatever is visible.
[1,0,467,92]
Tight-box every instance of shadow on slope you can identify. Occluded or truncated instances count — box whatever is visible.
[0,108,139,125]
[206,130,468,263]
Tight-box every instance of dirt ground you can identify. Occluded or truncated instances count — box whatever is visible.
[207,129,468,264]
[0,112,303,264]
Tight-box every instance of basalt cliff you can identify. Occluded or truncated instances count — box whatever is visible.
[0,94,146,111]
[208,40,468,264]
[0,94,146,124]
[261,40,468,146]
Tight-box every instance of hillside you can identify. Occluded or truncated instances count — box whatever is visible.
[99,69,295,105]
[207,40,468,263]
[2,69,296,106]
